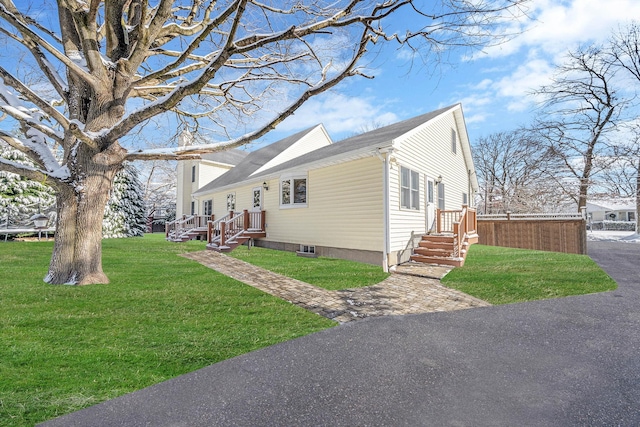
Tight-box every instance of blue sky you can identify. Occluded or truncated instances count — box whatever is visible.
[262,0,640,146]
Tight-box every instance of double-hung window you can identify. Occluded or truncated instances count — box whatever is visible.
[400,166,420,210]
[280,176,307,207]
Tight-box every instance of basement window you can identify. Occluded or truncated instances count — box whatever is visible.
[297,244,318,258]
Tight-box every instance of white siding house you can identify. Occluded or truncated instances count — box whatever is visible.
[176,104,478,269]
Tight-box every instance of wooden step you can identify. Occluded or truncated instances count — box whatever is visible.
[410,254,465,267]
[421,234,454,243]
[413,247,454,257]
[418,240,453,250]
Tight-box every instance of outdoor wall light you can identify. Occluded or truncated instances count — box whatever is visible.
[436,175,443,184]
[263,181,269,191]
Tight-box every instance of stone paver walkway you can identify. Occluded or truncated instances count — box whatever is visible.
[181,251,490,323]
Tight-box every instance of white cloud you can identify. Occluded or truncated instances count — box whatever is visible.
[484,0,640,60]
[273,92,399,137]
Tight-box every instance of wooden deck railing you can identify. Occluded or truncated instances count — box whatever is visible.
[208,210,266,247]
[166,214,213,239]
[436,205,478,258]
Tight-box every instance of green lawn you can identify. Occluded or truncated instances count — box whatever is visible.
[0,237,618,426]
[0,235,335,427]
[229,245,390,290]
[441,244,617,304]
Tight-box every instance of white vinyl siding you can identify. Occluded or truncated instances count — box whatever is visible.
[192,157,383,252]
[252,125,332,175]
[265,157,383,251]
[389,110,471,252]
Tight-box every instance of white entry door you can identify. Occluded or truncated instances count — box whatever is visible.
[425,177,436,232]
[251,187,263,211]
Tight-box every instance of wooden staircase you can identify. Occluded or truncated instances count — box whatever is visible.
[411,234,468,267]
[410,205,478,267]
[166,215,212,242]
[206,210,266,253]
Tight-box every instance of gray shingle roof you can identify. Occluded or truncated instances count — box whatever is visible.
[193,125,319,195]
[250,104,458,179]
[201,149,248,165]
[194,104,458,193]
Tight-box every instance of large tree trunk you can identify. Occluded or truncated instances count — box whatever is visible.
[45,144,124,285]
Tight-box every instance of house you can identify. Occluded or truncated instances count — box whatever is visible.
[171,104,479,269]
[587,197,637,222]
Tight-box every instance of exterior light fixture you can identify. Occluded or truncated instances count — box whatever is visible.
[436,175,443,184]
[263,181,269,191]
[30,213,49,241]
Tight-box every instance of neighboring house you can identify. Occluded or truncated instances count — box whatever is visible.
[174,104,479,270]
[587,197,637,222]
[176,131,249,217]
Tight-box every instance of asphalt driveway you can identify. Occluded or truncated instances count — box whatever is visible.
[41,241,640,426]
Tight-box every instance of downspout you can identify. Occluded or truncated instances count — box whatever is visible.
[376,149,391,273]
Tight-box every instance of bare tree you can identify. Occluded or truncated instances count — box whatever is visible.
[473,130,560,213]
[609,21,640,233]
[531,45,624,213]
[0,0,529,284]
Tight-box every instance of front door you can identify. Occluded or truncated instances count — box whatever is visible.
[252,187,263,212]
[425,177,435,232]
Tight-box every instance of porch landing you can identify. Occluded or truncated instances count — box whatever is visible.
[181,251,490,324]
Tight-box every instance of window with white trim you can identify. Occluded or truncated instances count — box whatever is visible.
[462,193,468,206]
[190,201,195,215]
[191,165,196,182]
[400,166,420,210]
[280,176,307,207]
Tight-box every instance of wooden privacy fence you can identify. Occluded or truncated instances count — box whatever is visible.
[477,212,587,255]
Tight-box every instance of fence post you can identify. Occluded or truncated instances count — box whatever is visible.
[207,221,213,244]
[220,221,227,247]
[436,209,441,233]
[243,209,249,231]
[261,210,266,231]
[506,211,511,221]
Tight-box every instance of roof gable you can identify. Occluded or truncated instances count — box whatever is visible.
[193,125,329,195]
[251,105,460,179]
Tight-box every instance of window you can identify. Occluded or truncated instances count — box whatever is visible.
[299,244,315,254]
[629,212,636,222]
[203,199,212,216]
[190,201,195,215]
[191,165,196,182]
[400,166,420,210]
[226,193,236,211]
[428,180,434,204]
[451,129,457,154]
[462,193,468,206]
[280,176,307,207]
[437,183,445,210]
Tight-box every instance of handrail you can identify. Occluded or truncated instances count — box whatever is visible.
[436,205,477,259]
[207,212,233,244]
[166,214,212,239]
[217,210,266,247]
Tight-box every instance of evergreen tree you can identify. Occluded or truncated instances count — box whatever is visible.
[0,144,55,226]
[103,164,147,239]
